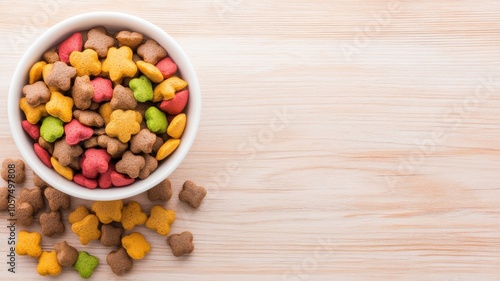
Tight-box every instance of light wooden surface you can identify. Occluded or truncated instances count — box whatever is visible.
[1,0,500,280]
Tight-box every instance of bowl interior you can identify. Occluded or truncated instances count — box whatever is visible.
[8,12,200,200]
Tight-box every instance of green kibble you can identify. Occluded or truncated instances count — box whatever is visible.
[73,251,99,279]
[40,116,64,143]
[145,106,167,133]
[130,75,153,102]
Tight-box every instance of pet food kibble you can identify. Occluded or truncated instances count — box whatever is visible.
[16,202,34,227]
[121,201,147,230]
[145,205,175,236]
[71,214,101,245]
[73,251,99,279]
[54,241,79,266]
[122,232,150,260]
[100,224,124,247]
[167,231,194,257]
[2,158,26,183]
[179,180,207,208]
[16,230,42,258]
[107,247,133,276]
[44,186,71,211]
[19,187,44,214]
[19,27,190,189]
[0,187,8,210]
[91,200,123,224]
[40,211,65,237]
[37,251,62,276]
[147,178,172,202]
[69,205,90,224]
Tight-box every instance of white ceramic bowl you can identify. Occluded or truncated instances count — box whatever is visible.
[8,12,201,200]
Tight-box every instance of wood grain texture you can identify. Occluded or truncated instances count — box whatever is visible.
[1,0,500,280]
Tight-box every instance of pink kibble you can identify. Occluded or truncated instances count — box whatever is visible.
[159,89,189,115]
[80,148,111,179]
[155,57,178,79]
[73,174,98,189]
[110,171,135,187]
[34,143,52,168]
[98,163,115,189]
[90,77,113,103]
[64,119,94,145]
[22,120,40,140]
[58,32,83,63]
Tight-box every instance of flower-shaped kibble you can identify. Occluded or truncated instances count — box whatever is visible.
[71,75,95,110]
[102,46,137,82]
[73,251,99,279]
[105,109,141,143]
[122,232,150,260]
[147,178,172,202]
[40,211,65,237]
[22,81,50,107]
[64,119,94,145]
[145,205,175,236]
[115,151,145,179]
[107,247,133,276]
[81,148,111,179]
[84,26,115,57]
[40,116,64,143]
[137,39,167,65]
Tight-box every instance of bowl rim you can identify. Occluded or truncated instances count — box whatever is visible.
[8,11,201,200]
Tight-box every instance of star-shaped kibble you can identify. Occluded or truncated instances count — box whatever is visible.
[84,26,115,57]
[80,148,111,179]
[45,61,77,91]
[22,81,51,107]
[45,91,74,123]
[69,49,101,76]
[102,46,137,82]
[105,110,141,143]
[115,151,145,179]
[52,138,83,166]
[20,97,48,124]
[130,128,157,154]
[137,39,167,65]
[71,214,101,245]
[73,251,99,279]
[167,231,194,257]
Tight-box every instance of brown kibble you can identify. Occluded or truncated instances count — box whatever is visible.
[16,202,34,227]
[19,187,44,214]
[43,47,59,63]
[73,110,105,127]
[101,224,124,247]
[167,231,194,257]
[54,241,78,266]
[147,179,172,202]
[115,151,145,179]
[138,154,158,180]
[130,128,156,154]
[116,30,143,50]
[40,211,65,237]
[85,26,115,57]
[38,137,54,154]
[110,85,137,110]
[1,158,26,184]
[97,135,128,158]
[44,187,71,211]
[0,187,8,210]
[33,173,49,189]
[53,138,83,167]
[107,247,133,276]
[179,180,207,208]
[71,75,94,110]
[137,39,167,65]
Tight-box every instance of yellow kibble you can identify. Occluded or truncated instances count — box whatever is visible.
[156,139,181,161]
[20,97,48,124]
[136,61,164,83]
[29,61,47,84]
[152,76,187,102]
[50,157,74,180]
[167,113,186,139]
[99,102,113,125]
